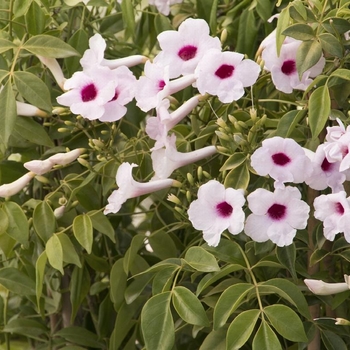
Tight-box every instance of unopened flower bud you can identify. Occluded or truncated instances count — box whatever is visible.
[197,166,203,181]
[57,128,70,133]
[335,318,350,326]
[35,175,50,184]
[187,173,194,186]
[77,158,90,168]
[220,29,228,44]
[54,205,65,219]
[167,194,182,205]
[186,190,191,203]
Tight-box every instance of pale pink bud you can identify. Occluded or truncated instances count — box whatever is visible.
[0,172,35,197]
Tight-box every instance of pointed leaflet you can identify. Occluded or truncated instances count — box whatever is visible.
[46,234,64,274]
[263,304,308,342]
[252,321,282,350]
[89,210,116,243]
[184,247,220,272]
[172,286,209,327]
[73,214,93,254]
[36,251,47,310]
[224,161,250,190]
[141,292,174,350]
[0,267,36,296]
[110,258,127,311]
[57,233,82,267]
[0,39,17,54]
[296,40,322,79]
[226,309,261,350]
[33,201,56,243]
[0,80,17,151]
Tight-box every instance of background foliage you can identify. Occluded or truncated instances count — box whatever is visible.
[0,0,349,349]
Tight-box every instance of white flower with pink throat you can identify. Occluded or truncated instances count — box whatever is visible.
[187,180,245,247]
[245,186,309,247]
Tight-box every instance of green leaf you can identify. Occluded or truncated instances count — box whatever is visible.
[3,201,29,245]
[141,292,174,350]
[73,214,93,254]
[0,80,17,151]
[276,244,297,280]
[291,0,307,20]
[264,304,308,342]
[213,283,254,330]
[282,24,315,40]
[13,0,32,18]
[200,328,226,350]
[275,110,306,138]
[330,69,350,81]
[148,231,177,260]
[125,273,153,305]
[152,266,179,295]
[70,265,90,323]
[25,1,46,36]
[23,35,79,58]
[46,234,63,274]
[220,153,246,172]
[0,70,9,84]
[321,329,348,350]
[172,286,209,326]
[203,240,246,266]
[0,267,35,296]
[184,247,220,272]
[226,309,261,350]
[12,116,54,147]
[236,9,258,58]
[57,233,81,267]
[0,39,17,54]
[110,258,127,311]
[224,161,250,190]
[33,201,56,243]
[252,321,282,350]
[196,0,218,33]
[0,208,8,234]
[296,40,322,78]
[123,234,145,274]
[309,85,331,139]
[276,7,290,55]
[120,0,135,39]
[13,71,51,112]
[35,251,47,310]
[89,210,115,243]
[319,33,343,58]
[55,327,104,348]
[3,318,48,338]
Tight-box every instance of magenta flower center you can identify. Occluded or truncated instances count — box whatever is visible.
[335,202,345,215]
[215,64,235,79]
[158,80,166,91]
[178,45,197,61]
[110,89,119,102]
[272,152,291,166]
[81,83,98,102]
[216,201,233,218]
[267,203,286,220]
[321,157,333,172]
[281,60,296,76]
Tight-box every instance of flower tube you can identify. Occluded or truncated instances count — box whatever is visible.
[0,172,35,197]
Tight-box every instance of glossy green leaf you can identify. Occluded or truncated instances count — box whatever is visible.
[84,253,109,272]
[291,0,307,20]
[296,40,322,78]
[0,80,17,151]
[319,33,343,58]
[276,7,290,55]
[70,265,90,323]
[3,201,29,245]
[0,267,35,296]
[309,85,331,139]
[0,39,17,54]
[25,1,46,36]
[124,273,153,305]
[57,233,81,267]
[275,110,306,138]
[12,116,54,147]
[172,286,209,326]
[148,231,177,260]
[236,9,257,58]
[264,304,308,342]
[330,69,350,81]
[224,161,250,190]
[55,327,104,348]
[3,318,48,338]
[196,0,218,33]
[141,292,174,350]
[276,244,297,280]
[203,240,246,266]
[200,328,226,350]
[184,247,220,272]
[213,283,254,330]
[35,251,47,309]
[46,234,63,274]
[220,153,246,172]
[13,0,32,18]
[123,234,145,274]
[121,0,135,39]
[23,35,79,58]
[282,24,315,40]
[252,321,282,350]
[0,70,9,85]
[73,214,93,254]
[226,309,260,350]
[321,330,348,350]
[110,258,127,311]
[89,210,115,243]
[152,266,178,295]
[0,208,8,234]
[13,71,51,112]
[33,201,56,243]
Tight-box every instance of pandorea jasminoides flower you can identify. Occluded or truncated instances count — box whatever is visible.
[38,56,66,90]
[245,186,309,247]
[250,136,312,189]
[187,180,245,247]
[156,18,221,78]
[57,66,116,120]
[195,50,260,103]
[104,163,174,214]
[135,60,196,112]
[24,159,54,175]
[151,134,216,179]
[0,172,35,197]
[262,38,325,94]
[148,0,183,16]
[313,192,350,241]
[80,33,146,70]
[146,96,200,149]
[16,101,48,118]
[304,275,350,295]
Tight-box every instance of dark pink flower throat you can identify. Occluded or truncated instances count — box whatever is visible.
[216,201,233,218]
[81,83,97,102]
[321,157,333,172]
[158,80,166,91]
[215,64,234,79]
[268,203,286,221]
[335,202,345,215]
[272,152,291,166]
[281,60,296,76]
[178,45,197,61]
